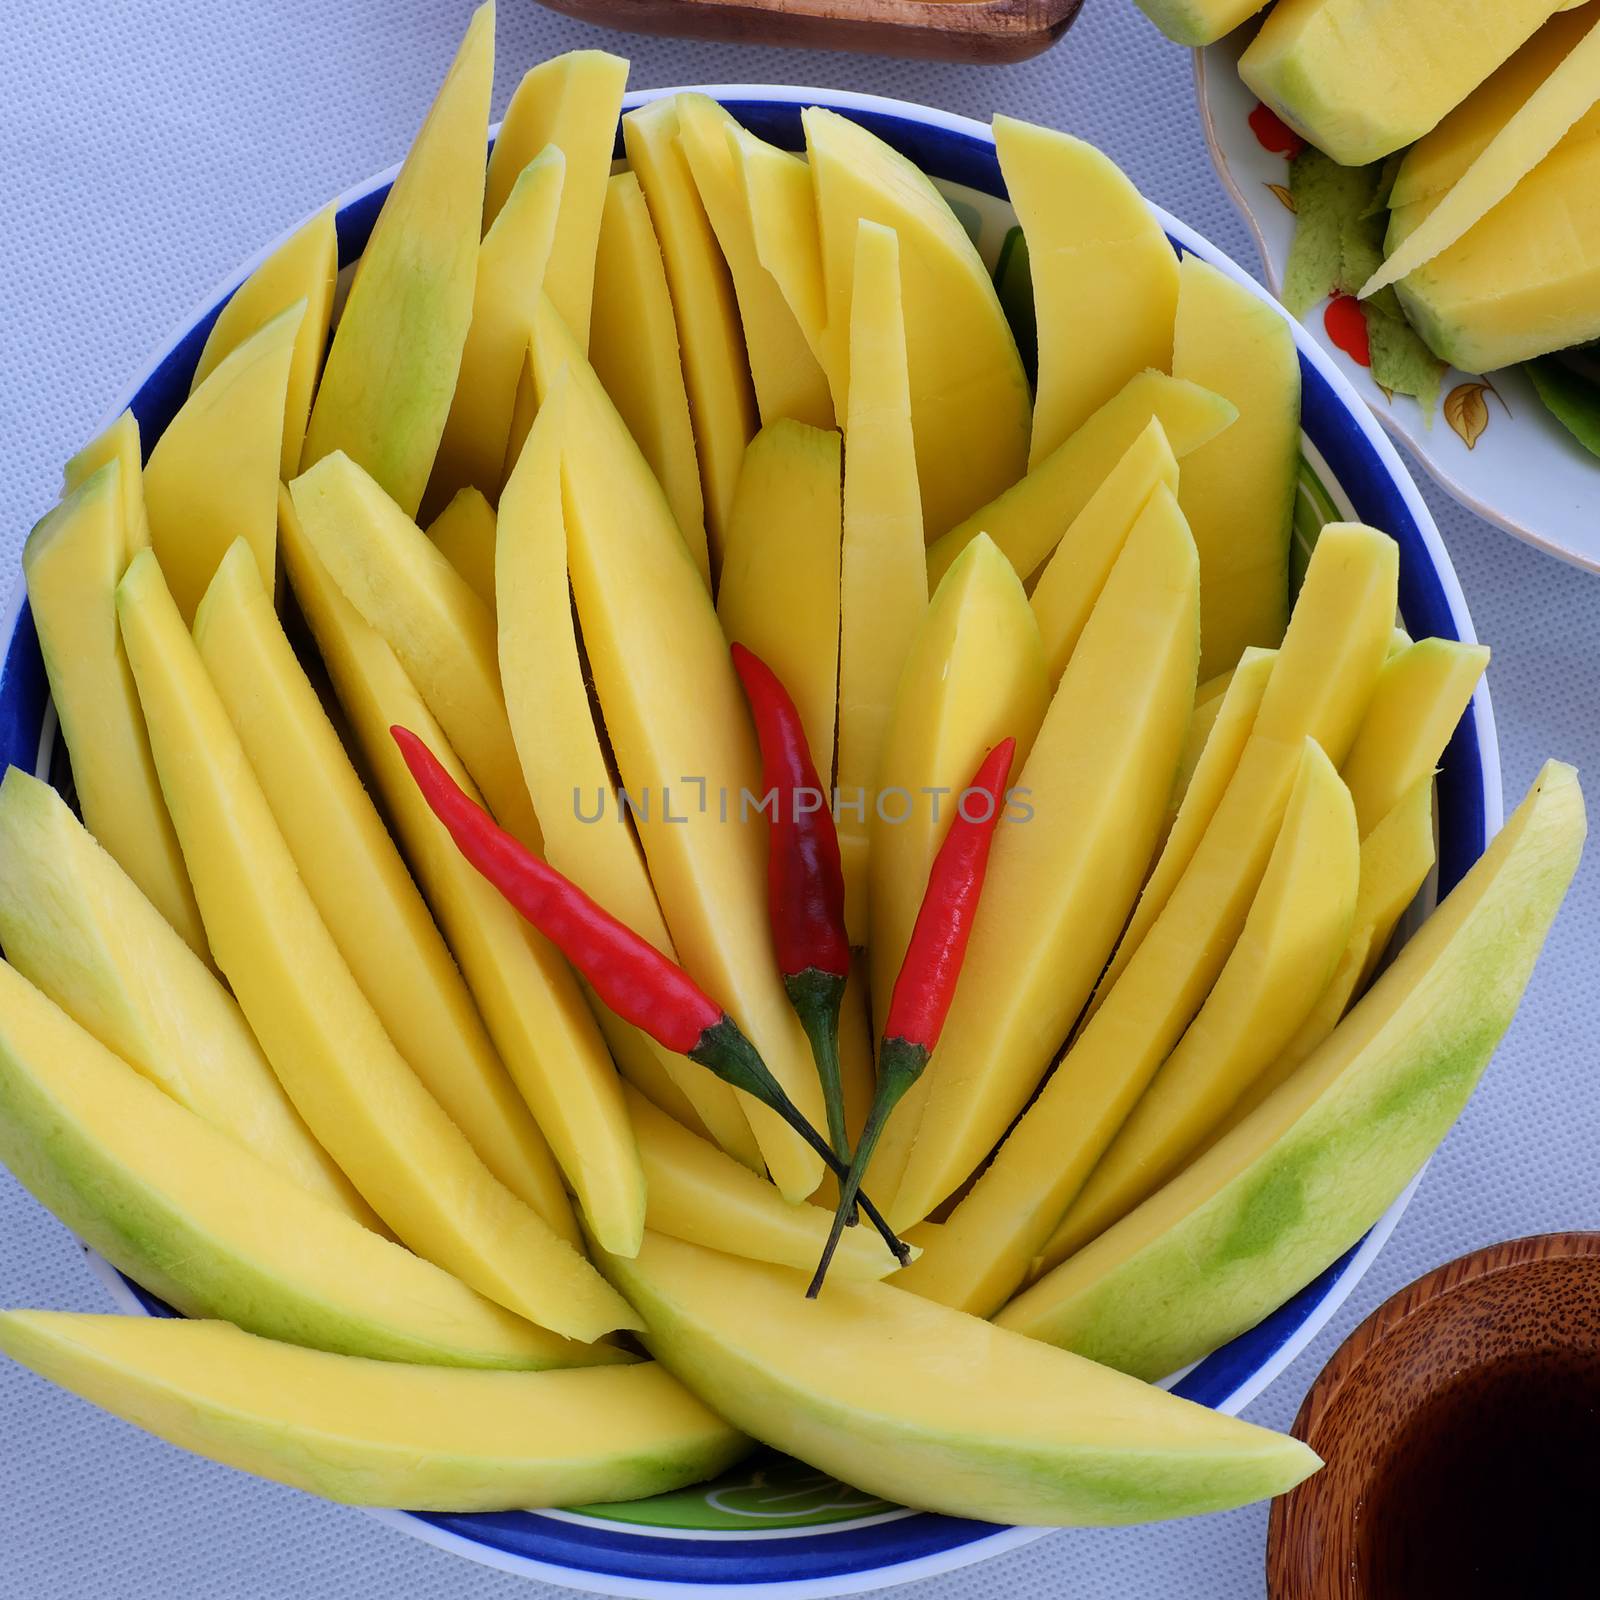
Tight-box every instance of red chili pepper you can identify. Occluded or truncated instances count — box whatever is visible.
[731,643,853,1161]
[391,724,911,1266]
[808,737,1016,1297]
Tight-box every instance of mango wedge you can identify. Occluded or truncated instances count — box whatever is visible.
[302,2,491,513]
[0,1315,739,1510]
[995,116,1180,465]
[192,206,337,479]
[117,550,635,1339]
[1002,762,1584,1380]
[63,410,149,553]
[0,768,369,1226]
[427,486,497,612]
[1130,0,1271,47]
[0,960,615,1370]
[144,301,301,623]
[601,1232,1319,1525]
[22,462,205,958]
[194,542,573,1230]
[484,49,628,350]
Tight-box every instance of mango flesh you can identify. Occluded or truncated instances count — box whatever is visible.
[601,1232,1319,1525]
[426,486,497,612]
[1130,0,1271,48]
[63,410,149,553]
[1240,0,1567,167]
[300,2,491,515]
[0,957,611,1371]
[1001,762,1585,1380]
[0,1314,741,1511]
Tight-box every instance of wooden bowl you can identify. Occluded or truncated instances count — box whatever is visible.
[533,0,1087,64]
[1267,1233,1600,1598]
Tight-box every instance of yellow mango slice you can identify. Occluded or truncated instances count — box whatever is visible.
[926,370,1236,588]
[427,147,565,514]
[0,961,618,1371]
[1241,0,1566,168]
[484,49,628,350]
[301,3,491,513]
[625,1087,902,1279]
[1128,0,1272,48]
[1170,649,1275,824]
[117,549,636,1338]
[1172,256,1300,679]
[803,108,1030,538]
[836,221,930,941]
[22,464,205,958]
[290,451,540,850]
[497,376,760,1170]
[994,116,1180,465]
[624,96,758,570]
[195,542,574,1230]
[882,486,1200,1228]
[716,419,843,780]
[588,171,709,584]
[1340,638,1489,837]
[64,411,150,553]
[869,534,1049,1041]
[1028,418,1180,685]
[0,768,369,1226]
[1043,742,1358,1266]
[192,207,337,478]
[426,486,497,612]
[144,301,301,623]
[898,526,1396,1309]
[677,96,834,430]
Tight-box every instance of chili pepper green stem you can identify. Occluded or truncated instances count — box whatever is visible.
[784,968,851,1163]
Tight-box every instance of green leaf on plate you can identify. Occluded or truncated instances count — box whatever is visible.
[1525,353,1600,459]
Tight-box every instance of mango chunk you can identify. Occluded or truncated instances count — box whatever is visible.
[301,2,492,513]
[426,486,497,612]
[0,1315,736,1509]
[63,411,150,553]
[1001,762,1583,1380]
[1129,0,1271,47]
[601,1231,1319,1525]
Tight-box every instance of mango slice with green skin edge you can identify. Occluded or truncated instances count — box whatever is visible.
[625,1088,904,1280]
[0,957,617,1371]
[1172,256,1300,680]
[716,418,844,782]
[521,295,827,1203]
[63,410,150,553]
[291,451,542,853]
[496,375,761,1173]
[0,1315,738,1511]
[677,95,834,431]
[194,541,574,1231]
[426,147,565,517]
[881,485,1200,1229]
[869,534,1049,1043]
[925,370,1236,589]
[0,769,373,1228]
[117,549,635,1338]
[599,1231,1319,1526]
[588,170,710,586]
[1041,741,1359,1268]
[1340,638,1489,838]
[144,300,302,624]
[624,96,758,573]
[994,116,1180,467]
[192,206,337,480]
[484,49,628,351]
[22,463,206,960]
[300,2,491,515]
[1028,418,1180,688]
[426,486,497,613]
[1002,761,1584,1381]
[1129,0,1270,48]
[836,220,930,943]
[1241,0,1567,169]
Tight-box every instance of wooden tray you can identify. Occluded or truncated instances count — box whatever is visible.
[535,0,1086,64]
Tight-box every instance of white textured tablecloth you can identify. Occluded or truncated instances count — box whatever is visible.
[2,1,1596,1594]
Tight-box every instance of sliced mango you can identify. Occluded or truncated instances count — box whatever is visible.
[1129,0,1272,47]
[192,206,337,478]
[426,486,497,612]
[1001,763,1583,1380]
[301,2,492,513]
[925,370,1235,588]
[63,411,149,553]
[143,301,301,622]
[484,49,628,350]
